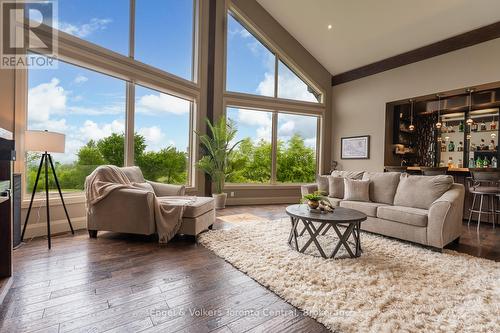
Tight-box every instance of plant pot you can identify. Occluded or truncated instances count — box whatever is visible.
[213,193,228,209]
[307,200,319,210]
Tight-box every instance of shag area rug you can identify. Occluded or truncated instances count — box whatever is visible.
[198,218,500,333]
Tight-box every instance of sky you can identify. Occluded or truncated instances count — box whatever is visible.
[27,1,319,164]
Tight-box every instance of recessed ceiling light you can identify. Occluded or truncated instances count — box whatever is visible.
[327,24,332,30]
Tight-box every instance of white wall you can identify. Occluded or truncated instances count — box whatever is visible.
[332,38,500,172]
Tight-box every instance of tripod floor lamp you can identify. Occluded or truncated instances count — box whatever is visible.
[21,130,74,249]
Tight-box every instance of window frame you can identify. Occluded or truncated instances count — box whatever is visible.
[224,7,325,105]
[15,0,202,202]
[223,5,325,187]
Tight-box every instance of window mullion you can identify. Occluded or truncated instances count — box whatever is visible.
[129,0,135,58]
[125,82,135,166]
[274,55,278,98]
[271,111,278,184]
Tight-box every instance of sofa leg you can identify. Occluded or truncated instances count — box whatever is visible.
[88,230,98,238]
[208,224,213,230]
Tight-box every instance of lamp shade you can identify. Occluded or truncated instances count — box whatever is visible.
[25,130,65,153]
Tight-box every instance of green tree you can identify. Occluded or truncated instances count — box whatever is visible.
[96,133,146,166]
[277,134,316,183]
[137,146,187,184]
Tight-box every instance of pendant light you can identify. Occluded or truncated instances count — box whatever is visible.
[435,95,442,129]
[465,88,474,126]
[408,99,415,131]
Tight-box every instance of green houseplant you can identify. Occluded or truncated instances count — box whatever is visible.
[195,117,242,209]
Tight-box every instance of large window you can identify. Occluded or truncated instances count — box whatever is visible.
[134,85,191,184]
[226,107,272,183]
[27,58,126,193]
[135,0,195,80]
[226,11,322,103]
[226,107,319,184]
[277,113,318,183]
[23,2,199,196]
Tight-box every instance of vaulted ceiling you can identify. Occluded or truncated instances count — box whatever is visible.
[257,0,500,75]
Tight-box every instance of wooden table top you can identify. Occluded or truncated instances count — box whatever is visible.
[286,204,367,223]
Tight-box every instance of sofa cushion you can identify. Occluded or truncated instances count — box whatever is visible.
[328,176,344,198]
[340,201,388,217]
[132,182,154,193]
[331,170,364,179]
[182,197,215,218]
[316,175,329,193]
[326,197,342,207]
[362,172,400,204]
[121,166,145,183]
[393,174,453,209]
[343,178,370,201]
[377,205,429,227]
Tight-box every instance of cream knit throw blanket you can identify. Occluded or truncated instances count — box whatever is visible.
[85,165,195,243]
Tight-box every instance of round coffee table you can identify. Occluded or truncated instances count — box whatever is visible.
[285,204,367,259]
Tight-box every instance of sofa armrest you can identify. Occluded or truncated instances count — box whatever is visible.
[147,181,186,197]
[427,183,465,248]
[301,184,318,196]
[88,188,156,234]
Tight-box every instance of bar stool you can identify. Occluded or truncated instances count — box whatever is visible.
[467,168,500,231]
[420,167,448,176]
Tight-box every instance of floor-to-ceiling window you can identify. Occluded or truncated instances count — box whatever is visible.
[224,9,323,184]
[22,0,199,197]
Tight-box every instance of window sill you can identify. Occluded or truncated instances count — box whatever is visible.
[225,183,307,190]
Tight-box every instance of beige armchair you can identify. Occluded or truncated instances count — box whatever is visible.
[87,166,215,238]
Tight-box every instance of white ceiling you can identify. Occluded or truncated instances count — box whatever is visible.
[257,0,500,75]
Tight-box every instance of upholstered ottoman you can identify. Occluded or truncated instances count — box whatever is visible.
[178,197,215,236]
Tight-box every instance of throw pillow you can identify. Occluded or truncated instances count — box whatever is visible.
[316,175,329,194]
[362,172,401,204]
[393,174,453,209]
[343,178,370,202]
[331,170,364,179]
[328,176,344,198]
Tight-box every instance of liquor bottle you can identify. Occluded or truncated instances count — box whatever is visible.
[492,156,498,168]
[469,157,475,168]
[476,157,483,168]
[458,159,463,168]
[480,139,486,150]
[448,141,455,152]
[483,157,490,168]
[447,157,454,168]
[457,141,463,152]
[472,122,478,132]
[491,121,497,130]
[480,121,487,131]
[441,142,446,152]
[488,140,495,151]
[459,121,464,132]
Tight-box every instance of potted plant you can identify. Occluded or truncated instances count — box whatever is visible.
[195,117,242,209]
[302,191,334,212]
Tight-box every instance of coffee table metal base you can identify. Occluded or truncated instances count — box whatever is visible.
[288,216,362,259]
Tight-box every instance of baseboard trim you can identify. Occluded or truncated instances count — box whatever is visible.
[23,217,87,239]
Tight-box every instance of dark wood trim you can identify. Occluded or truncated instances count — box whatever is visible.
[332,21,500,86]
[204,0,217,196]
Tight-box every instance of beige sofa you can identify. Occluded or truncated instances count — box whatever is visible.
[301,171,465,250]
[86,166,215,238]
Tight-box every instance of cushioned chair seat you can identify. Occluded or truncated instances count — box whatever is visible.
[326,197,342,207]
[180,197,215,218]
[340,201,388,217]
[377,205,428,227]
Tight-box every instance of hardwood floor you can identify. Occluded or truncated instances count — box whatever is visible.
[1,204,498,333]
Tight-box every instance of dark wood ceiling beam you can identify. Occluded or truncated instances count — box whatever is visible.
[331,21,500,86]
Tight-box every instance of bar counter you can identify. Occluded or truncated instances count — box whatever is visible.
[406,166,470,173]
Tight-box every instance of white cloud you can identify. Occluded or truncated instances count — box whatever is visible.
[138,126,166,152]
[79,119,124,141]
[256,72,274,97]
[277,71,318,103]
[74,75,88,84]
[136,93,190,115]
[278,120,295,136]
[28,78,67,123]
[58,18,112,38]
[237,109,271,127]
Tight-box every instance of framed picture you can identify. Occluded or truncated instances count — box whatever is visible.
[341,135,370,159]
